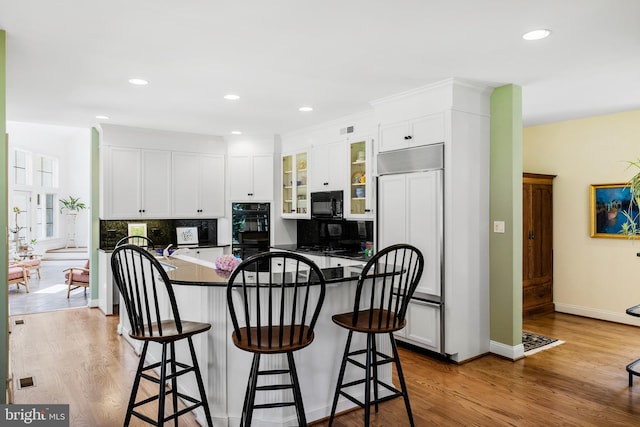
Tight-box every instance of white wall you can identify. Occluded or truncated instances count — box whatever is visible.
[523,109,640,326]
[7,121,91,251]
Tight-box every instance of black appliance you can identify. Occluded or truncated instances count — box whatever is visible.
[310,191,343,219]
[232,203,270,265]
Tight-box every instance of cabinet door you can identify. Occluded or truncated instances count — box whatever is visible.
[141,150,172,217]
[252,154,274,201]
[198,155,225,217]
[523,182,553,287]
[228,155,252,201]
[377,174,407,249]
[107,147,141,218]
[309,145,329,191]
[309,142,347,191]
[405,300,441,352]
[409,113,445,147]
[406,171,442,296]
[171,152,201,217]
[379,120,409,152]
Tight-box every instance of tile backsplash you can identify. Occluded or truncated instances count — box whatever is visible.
[100,219,217,249]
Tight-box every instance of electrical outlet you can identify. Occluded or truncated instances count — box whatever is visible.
[493,221,505,233]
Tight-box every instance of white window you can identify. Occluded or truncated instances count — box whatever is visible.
[9,149,60,242]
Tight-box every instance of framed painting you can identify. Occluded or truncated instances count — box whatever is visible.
[590,183,639,238]
[127,223,148,239]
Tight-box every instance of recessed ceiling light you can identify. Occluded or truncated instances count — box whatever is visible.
[522,29,551,41]
[95,115,109,120]
[299,106,313,112]
[224,94,240,100]
[128,78,149,86]
[231,131,242,135]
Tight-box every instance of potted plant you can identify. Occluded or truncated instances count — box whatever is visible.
[59,196,87,214]
[621,160,640,237]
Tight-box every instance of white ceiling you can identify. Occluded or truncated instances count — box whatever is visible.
[1,0,639,137]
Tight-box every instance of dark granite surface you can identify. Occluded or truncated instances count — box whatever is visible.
[270,244,371,262]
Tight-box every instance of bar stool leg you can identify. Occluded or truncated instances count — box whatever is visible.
[328,330,354,426]
[241,353,261,427]
[371,333,380,414]
[287,352,308,426]
[390,334,415,427]
[364,333,373,426]
[158,343,168,427]
[125,342,149,426]
[170,342,178,427]
[186,337,214,427]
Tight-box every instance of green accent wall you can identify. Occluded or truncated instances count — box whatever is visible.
[1,29,8,403]
[90,128,99,300]
[490,84,523,346]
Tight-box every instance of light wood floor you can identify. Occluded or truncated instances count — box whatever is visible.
[10,308,640,426]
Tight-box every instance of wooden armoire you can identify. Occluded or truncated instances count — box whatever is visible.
[522,173,556,318]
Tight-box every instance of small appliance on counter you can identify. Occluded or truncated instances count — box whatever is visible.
[310,190,343,220]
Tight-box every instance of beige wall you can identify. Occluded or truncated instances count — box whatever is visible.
[523,109,640,326]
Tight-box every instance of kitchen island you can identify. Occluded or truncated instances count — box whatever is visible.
[117,252,389,427]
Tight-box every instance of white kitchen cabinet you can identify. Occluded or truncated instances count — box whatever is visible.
[171,152,225,218]
[281,151,309,218]
[228,154,273,201]
[103,147,172,219]
[378,112,444,153]
[309,141,348,192]
[98,250,117,315]
[345,138,374,219]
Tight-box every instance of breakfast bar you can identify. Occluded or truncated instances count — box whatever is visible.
[117,252,389,427]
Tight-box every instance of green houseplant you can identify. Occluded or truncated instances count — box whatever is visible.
[59,196,87,214]
[621,160,640,237]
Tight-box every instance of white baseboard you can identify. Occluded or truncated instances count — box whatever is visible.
[89,299,99,308]
[554,303,640,327]
[490,340,524,360]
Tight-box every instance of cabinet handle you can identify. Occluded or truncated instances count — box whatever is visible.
[364,209,371,213]
[407,135,412,140]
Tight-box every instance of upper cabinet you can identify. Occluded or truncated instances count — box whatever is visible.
[102,147,172,219]
[229,154,274,201]
[171,152,225,218]
[378,112,445,153]
[345,138,374,219]
[308,141,348,192]
[281,151,309,218]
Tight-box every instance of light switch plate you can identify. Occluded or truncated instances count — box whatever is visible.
[493,221,505,233]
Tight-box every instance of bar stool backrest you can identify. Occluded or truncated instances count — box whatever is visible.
[226,251,326,350]
[111,244,182,338]
[350,244,424,330]
[115,235,155,249]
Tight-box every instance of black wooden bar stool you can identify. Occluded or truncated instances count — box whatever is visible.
[328,244,424,426]
[226,251,326,427]
[111,244,213,426]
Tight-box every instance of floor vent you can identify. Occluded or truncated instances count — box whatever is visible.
[14,319,24,325]
[18,376,35,389]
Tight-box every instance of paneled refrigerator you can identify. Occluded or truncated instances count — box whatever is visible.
[376,143,444,355]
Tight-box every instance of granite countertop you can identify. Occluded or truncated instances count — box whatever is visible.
[99,243,230,253]
[160,254,362,287]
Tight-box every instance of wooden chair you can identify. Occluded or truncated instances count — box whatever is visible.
[328,244,424,427]
[63,260,90,298]
[111,244,213,426]
[8,264,30,293]
[19,255,42,279]
[226,251,326,427]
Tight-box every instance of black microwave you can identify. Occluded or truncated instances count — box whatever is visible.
[311,191,343,219]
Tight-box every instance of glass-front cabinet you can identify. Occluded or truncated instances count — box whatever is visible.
[281,151,308,218]
[346,138,374,219]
